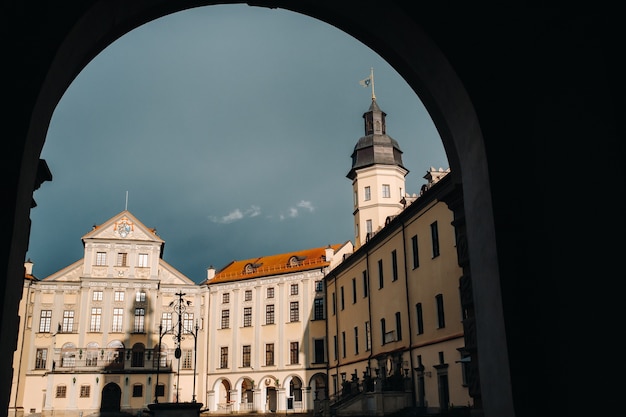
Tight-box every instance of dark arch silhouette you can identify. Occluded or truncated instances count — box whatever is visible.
[3,3,621,417]
[100,382,122,414]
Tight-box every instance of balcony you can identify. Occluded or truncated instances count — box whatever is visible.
[47,348,173,373]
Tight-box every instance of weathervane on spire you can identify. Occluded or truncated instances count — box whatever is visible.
[359,67,376,100]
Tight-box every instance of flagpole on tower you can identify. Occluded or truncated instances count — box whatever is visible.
[369,67,375,100]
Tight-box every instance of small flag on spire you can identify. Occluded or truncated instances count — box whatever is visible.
[359,76,371,87]
[359,67,376,100]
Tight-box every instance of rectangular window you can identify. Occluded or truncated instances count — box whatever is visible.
[131,348,144,367]
[267,287,274,298]
[411,235,419,269]
[366,219,373,236]
[290,342,299,364]
[135,291,146,302]
[314,339,325,364]
[340,286,345,310]
[290,301,299,322]
[416,303,424,334]
[380,318,386,344]
[116,252,128,267]
[90,307,101,332]
[161,312,173,333]
[362,271,368,297]
[391,250,398,281]
[132,384,143,397]
[220,347,228,368]
[138,253,148,267]
[80,385,90,398]
[265,343,274,366]
[266,304,275,325]
[352,278,357,303]
[182,350,193,369]
[290,283,299,295]
[221,310,230,329]
[333,335,338,360]
[332,293,336,315]
[365,321,371,351]
[242,345,251,367]
[93,291,103,301]
[431,221,440,258]
[35,348,47,369]
[222,293,230,303]
[112,308,123,332]
[61,310,74,333]
[364,186,371,201]
[378,259,384,289]
[382,184,390,198]
[436,294,446,328]
[314,298,324,320]
[395,311,402,341]
[354,327,359,354]
[56,385,67,398]
[134,308,145,333]
[315,280,324,292]
[341,331,346,358]
[243,307,252,327]
[96,252,107,266]
[183,312,194,333]
[114,290,125,301]
[244,289,252,301]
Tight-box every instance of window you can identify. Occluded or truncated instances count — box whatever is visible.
[382,184,390,198]
[416,303,424,334]
[155,384,165,398]
[340,286,345,310]
[242,345,251,367]
[35,348,47,369]
[290,301,299,322]
[112,308,123,332]
[221,310,230,329]
[314,298,324,320]
[267,287,274,298]
[135,291,146,302]
[90,307,101,332]
[39,310,52,333]
[353,190,357,206]
[352,278,357,303]
[222,293,230,303]
[244,289,252,301]
[411,235,419,269]
[290,283,299,295]
[315,280,324,292]
[80,385,90,398]
[220,347,228,368]
[161,312,173,333]
[93,291,103,301]
[431,221,440,258]
[243,307,252,327]
[265,304,275,325]
[183,312,195,333]
[378,259,384,289]
[395,312,402,341]
[354,327,359,354]
[366,219,373,236]
[436,294,445,328]
[116,252,128,266]
[380,318,386,344]
[391,250,398,281]
[134,308,145,333]
[132,384,143,397]
[314,339,325,364]
[182,350,193,369]
[332,293,336,315]
[290,342,299,364]
[96,252,107,266]
[363,271,368,297]
[264,343,275,366]
[131,345,144,367]
[364,186,371,201]
[341,331,346,358]
[365,321,371,351]
[56,385,67,398]
[333,335,338,360]
[114,290,125,301]
[138,253,148,267]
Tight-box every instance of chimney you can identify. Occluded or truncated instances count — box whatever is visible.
[325,245,334,263]
[206,265,216,281]
[24,258,34,276]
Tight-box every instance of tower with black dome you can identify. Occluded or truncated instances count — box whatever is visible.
[348,73,408,249]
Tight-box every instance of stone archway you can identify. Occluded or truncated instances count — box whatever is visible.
[100,382,121,414]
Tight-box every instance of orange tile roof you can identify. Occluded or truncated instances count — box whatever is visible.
[208,243,343,284]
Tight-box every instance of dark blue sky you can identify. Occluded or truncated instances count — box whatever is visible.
[26,4,448,283]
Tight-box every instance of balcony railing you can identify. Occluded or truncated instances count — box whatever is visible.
[46,349,172,373]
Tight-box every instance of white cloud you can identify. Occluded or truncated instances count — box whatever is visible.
[297,200,314,212]
[210,205,262,224]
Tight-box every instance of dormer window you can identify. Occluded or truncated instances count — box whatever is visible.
[288,255,307,267]
[244,263,263,274]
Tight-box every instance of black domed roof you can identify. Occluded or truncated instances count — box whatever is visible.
[347,134,405,180]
